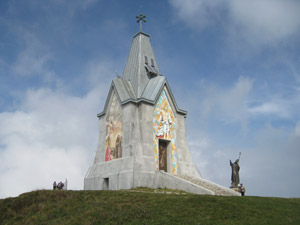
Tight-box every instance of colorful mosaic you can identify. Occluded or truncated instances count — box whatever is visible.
[153,89,177,174]
[105,91,122,161]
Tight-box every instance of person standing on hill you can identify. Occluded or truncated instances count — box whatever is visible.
[240,184,246,196]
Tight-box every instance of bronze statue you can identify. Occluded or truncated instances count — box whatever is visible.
[230,152,241,187]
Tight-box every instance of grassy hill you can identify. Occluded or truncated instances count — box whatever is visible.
[0,188,299,225]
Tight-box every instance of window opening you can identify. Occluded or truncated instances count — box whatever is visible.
[151,58,155,67]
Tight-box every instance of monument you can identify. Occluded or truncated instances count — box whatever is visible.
[230,152,242,193]
[230,159,240,187]
[84,15,239,196]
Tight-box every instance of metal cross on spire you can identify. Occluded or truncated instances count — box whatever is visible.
[136,13,146,32]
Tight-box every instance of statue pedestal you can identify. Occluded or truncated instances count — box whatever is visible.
[230,186,240,193]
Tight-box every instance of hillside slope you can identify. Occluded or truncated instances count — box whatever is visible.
[0,189,299,225]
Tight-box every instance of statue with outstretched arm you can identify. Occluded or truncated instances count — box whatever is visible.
[230,154,240,187]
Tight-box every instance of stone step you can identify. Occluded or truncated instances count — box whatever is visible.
[177,175,239,196]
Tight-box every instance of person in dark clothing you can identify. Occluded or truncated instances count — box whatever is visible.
[240,184,246,196]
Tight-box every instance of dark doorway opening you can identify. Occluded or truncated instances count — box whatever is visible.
[159,139,168,172]
[103,178,109,190]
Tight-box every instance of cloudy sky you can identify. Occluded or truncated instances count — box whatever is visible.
[1,0,300,198]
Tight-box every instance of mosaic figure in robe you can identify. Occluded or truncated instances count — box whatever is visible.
[156,102,172,139]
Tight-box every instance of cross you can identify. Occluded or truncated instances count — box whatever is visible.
[136,13,146,32]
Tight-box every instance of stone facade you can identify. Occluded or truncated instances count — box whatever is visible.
[84,87,199,191]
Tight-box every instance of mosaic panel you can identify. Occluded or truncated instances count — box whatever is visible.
[153,89,177,174]
[105,92,122,161]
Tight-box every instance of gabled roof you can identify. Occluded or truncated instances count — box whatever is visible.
[98,76,187,118]
[97,30,187,118]
[141,76,165,101]
[113,77,136,102]
[97,77,136,118]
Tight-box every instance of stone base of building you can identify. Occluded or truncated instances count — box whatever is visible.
[84,170,213,195]
[84,158,240,196]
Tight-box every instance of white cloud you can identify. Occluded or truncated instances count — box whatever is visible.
[40,0,100,10]
[217,76,253,121]
[200,76,253,130]
[11,31,62,87]
[0,51,114,198]
[183,74,300,197]
[84,59,116,89]
[248,82,300,120]
[0,84,109,198]
[169,0,300,46]
[169,0,225,29]
[292,121,300,137]
[188,74,300,126]
[249,102,290,118]
[229,0,300,45]
[189,122,300,197]
[189,136,242,187]
[0,140,87,198]
[295,122,300,137]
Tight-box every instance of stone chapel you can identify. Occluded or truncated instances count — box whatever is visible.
[84,15,239,196]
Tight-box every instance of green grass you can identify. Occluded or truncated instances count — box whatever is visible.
[0,188,299,225]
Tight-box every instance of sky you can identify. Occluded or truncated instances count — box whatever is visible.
[0,0,300,199]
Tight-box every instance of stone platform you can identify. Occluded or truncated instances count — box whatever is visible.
[177,174,240,196]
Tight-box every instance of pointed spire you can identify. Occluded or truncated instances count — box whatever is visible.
[122,16,160,98]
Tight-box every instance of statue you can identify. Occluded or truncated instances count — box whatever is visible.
[230,152,241,187]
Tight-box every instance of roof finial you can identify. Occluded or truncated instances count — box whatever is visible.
[136,7,146,32]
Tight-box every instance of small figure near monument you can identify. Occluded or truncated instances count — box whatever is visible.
[53,181,65,190]
[53,181,57,190]
[240,183,246,196]
[230,152,241,187]
[57,181,64,190]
